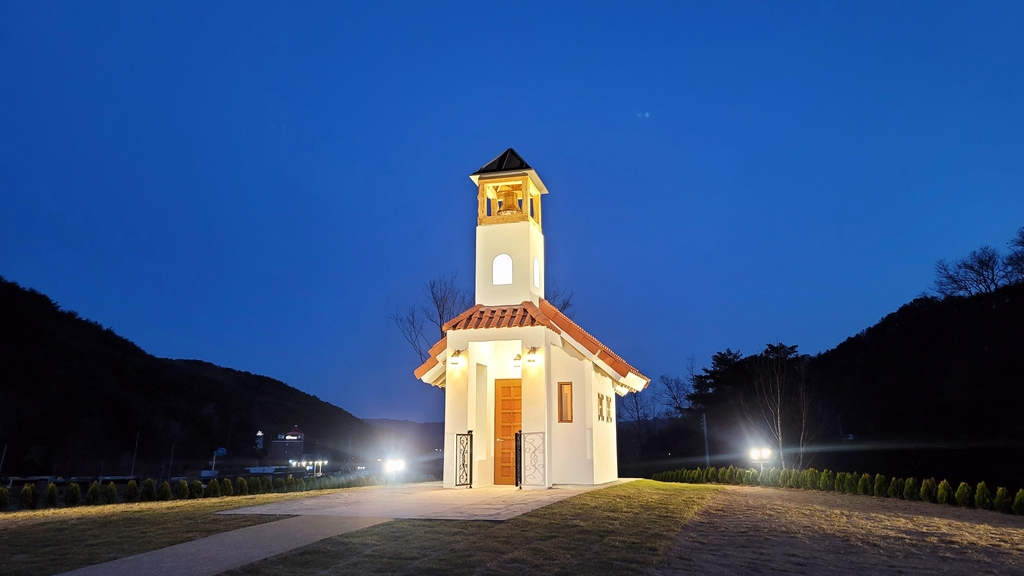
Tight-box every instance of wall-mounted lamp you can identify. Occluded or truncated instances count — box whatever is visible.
[526,347,539,363]
[449,349,465,367]
[512,354,522,369]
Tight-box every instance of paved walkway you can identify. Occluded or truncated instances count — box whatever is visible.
[220,479,633,521]
[59,480,632,576]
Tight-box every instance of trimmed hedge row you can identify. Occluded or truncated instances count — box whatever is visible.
[2,473,438,511]
[653,466,1024,515]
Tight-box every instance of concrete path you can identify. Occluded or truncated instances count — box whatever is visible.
[57,515,390,576]
[220,479,633,521]
[58,480,632,576]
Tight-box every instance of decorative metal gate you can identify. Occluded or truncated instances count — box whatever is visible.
[454,431,473,487]
[514,431,522,487]
[520,431,545,488]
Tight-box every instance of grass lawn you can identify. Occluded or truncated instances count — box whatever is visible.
[0,488,356,576]
[223,480,723,576]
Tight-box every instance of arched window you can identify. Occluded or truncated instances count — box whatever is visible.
[492,254,513,285]
[533,258,540,288]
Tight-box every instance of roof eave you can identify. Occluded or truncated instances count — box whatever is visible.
[469,169,549,194]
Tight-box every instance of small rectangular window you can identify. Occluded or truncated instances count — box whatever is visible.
[558,382,573,422]
[606,395,613,423]
[597,393,604,421]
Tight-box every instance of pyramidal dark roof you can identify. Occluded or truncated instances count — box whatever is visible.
[472,148,531,175]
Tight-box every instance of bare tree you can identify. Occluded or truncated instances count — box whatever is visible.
[618,390,655,458]
[658,356,695,417]
[422,272,473,338]
[934,246,1013,297]
[746,343,797,469]
[547,283,575,318]
[791,359,823,470]
[391,272,473,361]
[1007,227,1024,282]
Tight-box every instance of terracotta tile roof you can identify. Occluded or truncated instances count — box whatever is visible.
[413,337,447,380]
[537,299,650,388]
[413,299,650,390]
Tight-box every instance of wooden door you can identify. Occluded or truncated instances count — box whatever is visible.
[494,378,522,485]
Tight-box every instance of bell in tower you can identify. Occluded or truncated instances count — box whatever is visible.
[495,185,522,216]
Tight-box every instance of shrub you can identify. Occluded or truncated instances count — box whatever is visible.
[834,472,846,493]
[221,478,234,497]
[937,480,951,504]
[85,481,102,505]
[357,475,367,487]
[857,473,872,495]
[920,478,937,503]
[190,481,204,499]
[706,467,717,483]
[19,483,36,509]
[175,480,190,499]
[205,479,221,498]
[284,476,296,492]
[903,478,920,501]
[45,483,59,508]
[1012,489,1024,515]
[820,470,834,492]
[236,477,249,496]
[888,478,904,499]
[65,483,82,506]
[993,487,1011,513]
[974,482,992,510]
[141,479,157,502]
[104,481,118,504]
[157,481,172,501]
[873,474,888,497]
[262,477,273,493]
[845,472,859,494]
[124,480,139,503]
[954,482,972,507]
[274,478,287,493]
[249,477,262,495]
[296,478,306,492]
[789,469,802,489]
[0,487,9,511]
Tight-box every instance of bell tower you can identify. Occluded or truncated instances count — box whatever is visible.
[470,148,548,306]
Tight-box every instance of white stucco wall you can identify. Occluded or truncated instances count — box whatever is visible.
[548,342,591,484]
[475,221,545,306]
[591,368,620,484]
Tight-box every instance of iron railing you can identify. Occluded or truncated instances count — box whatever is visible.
[454,431,473,487]
[514,431,522,488]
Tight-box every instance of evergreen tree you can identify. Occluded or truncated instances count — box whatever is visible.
[357,475,368,487]
[1012,489,1024,515]
[0,486,9,511]
[706,467,717,483]
[835,472,846,493]
[236,477,249,496]
[903,478,920,501]
[284,476,296,492]
[248,477,262,495]
[937,480,951,504]
[974,482,992,510]
[857,473,871,495]
[889,478,904,499]
[262,477,273,493]
[274,478,287,493]
[221,478,234,497]
[141,479,156,502]
[296,478,306,492]
[104,481,118,504]
[85,481,101,505]
[124,480,139,503]
[920,478,937,503]
[19,483,36,509]
[873,474,888,497]
[174,479,189,499]
[157,481,172,501]
[955,482,972,507]
[845,472,859,494]
[190,481,204,499]
[205,479,221,498]
[65,483,82,506]
[45,483,59,508]
[819,470,834,492]
[993,487,1011,513]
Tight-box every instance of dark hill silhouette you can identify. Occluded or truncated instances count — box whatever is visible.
[0,276,409,478]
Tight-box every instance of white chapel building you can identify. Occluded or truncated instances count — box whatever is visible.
[414,149,650,489]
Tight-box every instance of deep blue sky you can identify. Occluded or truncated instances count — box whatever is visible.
[3,2,1023,421]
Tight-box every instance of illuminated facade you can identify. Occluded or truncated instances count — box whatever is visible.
[414,149,649,489]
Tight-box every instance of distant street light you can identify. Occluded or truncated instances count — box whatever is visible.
[749,447,772,473]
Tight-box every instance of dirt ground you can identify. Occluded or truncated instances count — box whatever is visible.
[652,485,1024,575]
